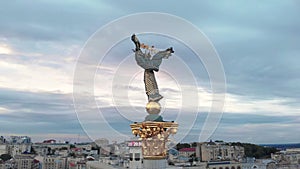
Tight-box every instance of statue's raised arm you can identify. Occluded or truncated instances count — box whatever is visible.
[131,34,174,102]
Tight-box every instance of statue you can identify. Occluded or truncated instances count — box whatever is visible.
[130,34,178,163]
[131,34,174,102]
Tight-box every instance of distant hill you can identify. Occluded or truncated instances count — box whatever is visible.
[259,143,300,150]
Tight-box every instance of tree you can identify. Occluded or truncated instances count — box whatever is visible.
[69,152,75,157]
[176,143,190,150]
[230,142,279,158]
[59,147,68,151]
[47,147,52,155]
[30,147,37,155]
[215,140,224,143]
[191,142,197,147]
[0,154,12,161]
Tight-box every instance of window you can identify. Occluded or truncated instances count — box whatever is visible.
[129,153,133,161]
[135,153,140,161]
[237,166,241,169]
[225,167,229,169]
[231,167,235,169]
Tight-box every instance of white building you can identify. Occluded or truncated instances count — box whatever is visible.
[32,145,48,156]
[86,161,115,169]
[0,144,7,156]
[9,136,31,144]
[42,156,67,169]
[207,162,242,169]
[0,160,4,169]
[95,139,109,147]
[196,142,244,162]
[271,148,300,165]
[242,159,276,169]
[38,143,69,150]
[14,155,39,169]
[7,144,31,157]
[128,140,143,169]
[75,143,92,151]
[68,157,86,169]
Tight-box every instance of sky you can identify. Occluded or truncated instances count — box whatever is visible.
[0,0,299,144]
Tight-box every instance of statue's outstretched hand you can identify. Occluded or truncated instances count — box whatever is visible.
[131,34,140,51]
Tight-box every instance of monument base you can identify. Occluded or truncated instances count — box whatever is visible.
[143,159,167,169]
[130,121,178,168]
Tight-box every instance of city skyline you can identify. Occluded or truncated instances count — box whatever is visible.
[0,1,299,144]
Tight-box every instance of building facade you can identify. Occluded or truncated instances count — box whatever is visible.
[42,156,67,169]
[14,155,39,169]
[207,161,242,169]
[0,144,7,156]
[179,148,196,158]
[197,142,244,162]
[128,140,143,169]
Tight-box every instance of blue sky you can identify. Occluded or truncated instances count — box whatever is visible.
[0,1,299,144]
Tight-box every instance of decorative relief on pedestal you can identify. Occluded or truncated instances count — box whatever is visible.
[130,122,178,159]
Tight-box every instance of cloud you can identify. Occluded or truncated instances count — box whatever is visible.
[0,59,73,93]
[224,94,300,116]
[0,0,299,143]
[195,1,300,101]
[0,1,118,42]
[0,88,85,139]
[184,112,300,144]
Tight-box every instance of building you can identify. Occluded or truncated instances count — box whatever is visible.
[9,136,31,144]
[113,141,128,157]
[0,144,7,156]
[197,142,244,162]
[33,142,70,156]
[0,159,4,169]
[0,136,6,144]
[179,147,196,157]
[0,159,16,169]
[32,144,48,156]
[42,156,67,169]
[86,161,115,169]
[68,157,86,169]
[271,148,300,165]
[75,143,92,151]
[37,143,70,150]
[43,139,56,144]
[242,159,277,169]
[14,155,39,169]
[207,161,242,169]
[95,139,109,147]
[7,144,32,157]
[128,140,143,169]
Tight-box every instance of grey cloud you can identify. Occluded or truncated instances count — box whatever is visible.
[184,112,300,143]
[0,88,73,112]
[0,1,119,42]
[1,87,299,143]
[1,0,300,143]
[0,88,83,135]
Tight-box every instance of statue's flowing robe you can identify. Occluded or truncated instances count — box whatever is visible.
[135,50,171,101]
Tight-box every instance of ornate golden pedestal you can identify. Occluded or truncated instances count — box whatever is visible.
[130,121,178,160]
